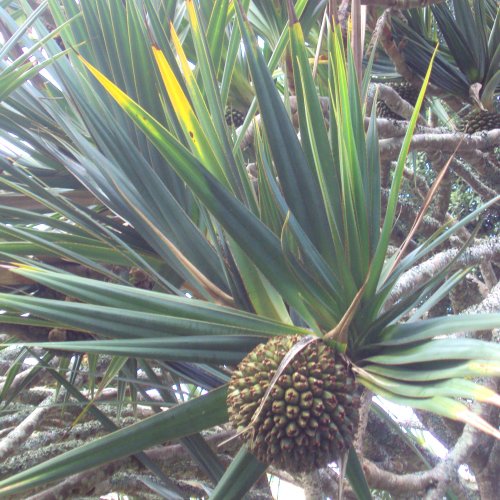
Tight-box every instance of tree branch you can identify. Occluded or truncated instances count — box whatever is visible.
[373,118,445,139]
[0,395,54,462]
[363,459,438,494]
[376,83,426,124]
[462,280,500,316]
[452,158,499,200]
[363,419,484,497]
[385,237,500,309]
[380,130,500,160]
[362,0,445,5]
[23,430,237,499]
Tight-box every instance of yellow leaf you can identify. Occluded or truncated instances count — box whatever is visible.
[152,45,197,144]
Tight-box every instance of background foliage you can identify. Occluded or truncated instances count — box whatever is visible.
[0,1,499,498]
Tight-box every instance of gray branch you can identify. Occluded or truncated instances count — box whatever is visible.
[380,130,500,160]
[0,395,54,462]
[376,83,426,124]
[386,237,500,309]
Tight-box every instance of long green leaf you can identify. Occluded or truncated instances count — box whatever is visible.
[346,447,372,500]
[360,381,500,439]
[210,446,267,500]
[35,353,182,496]
[289,18,343,272]
[9,267,308,336]
[358,372,500,404]
[235,1,332,260]
[366,46,438,299]
[207,0,230,73]
[363,360,500,382]
[16,336,265,365]
[365,338,500,365]
[0,386,228,497]
[0,1,48,59]
[0,293,302,340]
[77,53,323,324]
[378,314,500,345]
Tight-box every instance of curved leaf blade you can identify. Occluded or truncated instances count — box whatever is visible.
[15,335,265,365]
[365,338,500,365]
[0,386,229,497]
[210,446,267,500]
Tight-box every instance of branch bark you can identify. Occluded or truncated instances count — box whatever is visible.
[385,237,500,310]
[380,130,500,160]
[0,395,54,462]
[362,0,445,5]
[376,83,426,124]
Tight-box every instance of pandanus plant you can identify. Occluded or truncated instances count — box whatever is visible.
[392,0,500,131]
[0,0,499,498]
